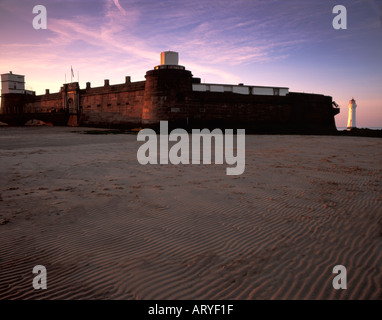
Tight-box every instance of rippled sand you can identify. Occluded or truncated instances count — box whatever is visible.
[0,127,381,299]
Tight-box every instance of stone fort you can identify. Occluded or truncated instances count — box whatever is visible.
[0,51,340,133]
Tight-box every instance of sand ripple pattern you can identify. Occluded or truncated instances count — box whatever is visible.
[0,129,381,299]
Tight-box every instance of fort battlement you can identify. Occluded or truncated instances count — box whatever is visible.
[0,51,340,133]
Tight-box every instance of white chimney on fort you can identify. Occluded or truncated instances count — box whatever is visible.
[347,98,357,130]
[160,51,179,65]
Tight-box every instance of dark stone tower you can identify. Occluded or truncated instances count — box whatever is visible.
[142,52,193,129]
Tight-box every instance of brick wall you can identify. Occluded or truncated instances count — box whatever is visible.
[24,93,63,113]
[1,68,339,133]
[165,91,337,133]
[80,81,145,127]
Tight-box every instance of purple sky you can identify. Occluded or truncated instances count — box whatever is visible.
[1,0,381,128]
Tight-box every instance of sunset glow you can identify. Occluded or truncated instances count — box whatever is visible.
[1,0,381,128]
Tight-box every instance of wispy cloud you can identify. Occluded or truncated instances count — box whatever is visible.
[1,0,330,74]
[0,0,345,87]
[112,0,127,15]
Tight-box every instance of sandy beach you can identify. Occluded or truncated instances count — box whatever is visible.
[0,127,381,300]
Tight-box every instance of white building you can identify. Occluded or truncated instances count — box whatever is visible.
[192,83,289,96]
[1,72,25,95]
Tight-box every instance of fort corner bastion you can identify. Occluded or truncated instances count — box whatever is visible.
[0,51,340,133]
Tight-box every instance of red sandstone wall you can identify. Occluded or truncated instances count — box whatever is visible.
[166,91,337,133]
[1,93,25,114]
[24,93,63,113]
[1,69,338,133]
[1,93,38,114]
[186,92,290,123]
[80,81,145,127]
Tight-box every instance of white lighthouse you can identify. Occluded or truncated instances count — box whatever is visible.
[347,98,357,130]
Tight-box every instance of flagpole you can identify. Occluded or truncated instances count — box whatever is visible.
[71,66,73,83]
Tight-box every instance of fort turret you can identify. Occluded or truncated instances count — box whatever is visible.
[142,51,193,129]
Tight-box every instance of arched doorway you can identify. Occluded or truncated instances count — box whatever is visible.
[67,98,75,114]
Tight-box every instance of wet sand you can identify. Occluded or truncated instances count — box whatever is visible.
[0,127,381,299]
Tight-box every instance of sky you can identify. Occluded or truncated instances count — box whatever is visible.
[0,0,381,128]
